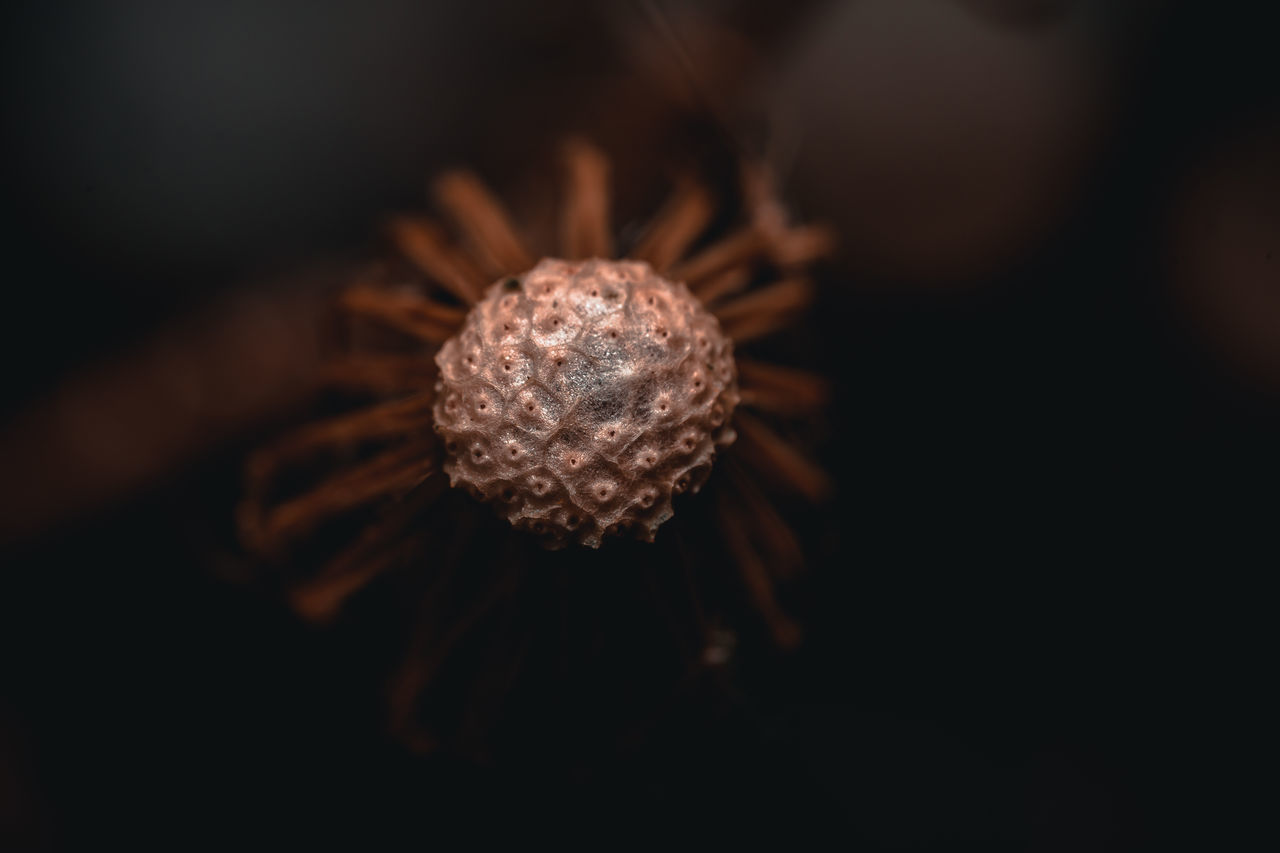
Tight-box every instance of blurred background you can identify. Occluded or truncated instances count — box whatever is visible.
[2,0,1276,848]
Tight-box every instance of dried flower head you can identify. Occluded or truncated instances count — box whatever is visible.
[238,137,834,757]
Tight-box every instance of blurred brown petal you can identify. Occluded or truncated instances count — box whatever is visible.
[0,277,336,545]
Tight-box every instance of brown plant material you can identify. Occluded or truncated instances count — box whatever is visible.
[387,217,487,305]
[713,276,816,343]
[559,137,613,259]
[433,171,537,278]
[721,459,805,581]
[688,266,752,305]
[670,225,771,287]
[736,358,830,416]
[244,438,437,553]
[716,494,802,650]
[239,137,835,758]
[320,354,439,396]
[732,409,832,503]
[433,258,739,547]
[0,281,332,544]
[628,177,716,272]
[339,286,464,344]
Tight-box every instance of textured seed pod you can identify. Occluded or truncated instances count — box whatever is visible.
[433,258,739,547]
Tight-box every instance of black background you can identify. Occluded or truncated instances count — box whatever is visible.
[2,2,1276,849]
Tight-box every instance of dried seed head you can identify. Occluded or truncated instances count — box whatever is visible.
[433,258,738,547]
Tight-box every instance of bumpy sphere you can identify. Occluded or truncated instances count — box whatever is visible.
[433,258,739,547]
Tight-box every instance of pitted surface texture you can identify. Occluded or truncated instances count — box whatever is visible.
[433,258,739,547]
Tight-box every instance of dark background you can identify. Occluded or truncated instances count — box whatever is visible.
[2,1,1276,849]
